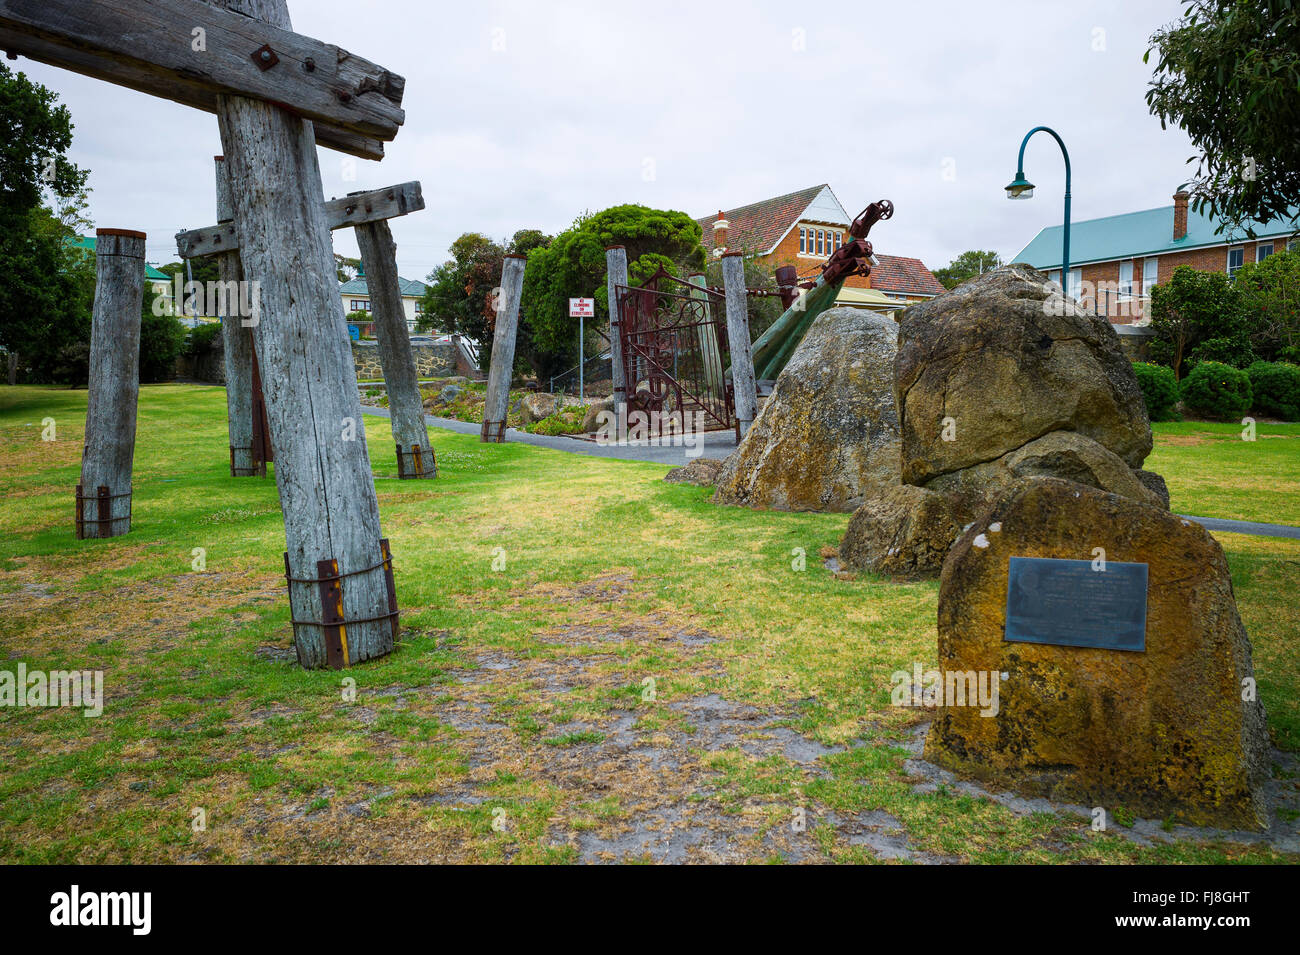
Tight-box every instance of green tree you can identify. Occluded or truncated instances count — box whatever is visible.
[1148,265,1250,377]
[932,250,1003,289]
[334,253,361,283]
[0,61,91,381]
[417,229,556,377]
[1145,1,1300,231]
[417,232,504,348]
[1235,247,1299,360]
[520,204,705,381]
[139,283,184,383]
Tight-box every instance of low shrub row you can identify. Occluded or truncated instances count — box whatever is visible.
[1133,360,1300,421]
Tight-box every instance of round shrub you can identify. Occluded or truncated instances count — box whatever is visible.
[1189,335,1255,368]
[1179,360,1253,420]
[1131,362,1180,421]
[1246,361,1300,421]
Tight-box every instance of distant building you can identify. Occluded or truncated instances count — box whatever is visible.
[339,264,429,335]
[1014,187,1300,324]
[697,184,946,308]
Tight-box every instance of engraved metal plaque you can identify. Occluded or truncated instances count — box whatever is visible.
[1004,557,1148,652]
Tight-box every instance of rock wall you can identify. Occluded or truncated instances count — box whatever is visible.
[353,341,459,380]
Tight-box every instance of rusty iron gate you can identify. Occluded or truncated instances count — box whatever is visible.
[616,269,736,434]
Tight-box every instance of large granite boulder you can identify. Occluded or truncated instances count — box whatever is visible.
[713,307,900,512]
[895,266,1157,516]
[839,484,961,579]
[924,430,1165,514]
[520,392,564,424]
[924,477,1271,829]
[663,457,726,486]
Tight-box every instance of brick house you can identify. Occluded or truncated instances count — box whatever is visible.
[1014,188,1300,324]
[697,184,945,306]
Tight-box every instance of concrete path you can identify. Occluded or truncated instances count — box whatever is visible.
[363,406,1300,540]
[362,404,739,466]
[1176,515,1300,540]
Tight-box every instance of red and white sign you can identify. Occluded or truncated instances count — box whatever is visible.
[569,297,595,318]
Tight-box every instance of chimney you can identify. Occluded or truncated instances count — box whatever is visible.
[713,210,729,254]
[1173,188,1189,240]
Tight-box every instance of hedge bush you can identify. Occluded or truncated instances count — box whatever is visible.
[1246,361,1300,421]
[1131,362,1180,421]
[1179,360,1253,420]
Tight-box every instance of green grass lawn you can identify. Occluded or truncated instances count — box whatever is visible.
[0,384,1296,863]
[1148,420,1300,525]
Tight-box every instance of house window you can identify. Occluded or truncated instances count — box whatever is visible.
[1289,238,1298,251]
[1142,256,1159,292]
[1257,243,1274,262]
[1048,270,1061,288]
[1066,268,1081,300]
[835,232,843,250]
[1118,260,1133,298]
[799,228,806,254]
[350,299,371,311]
[1227,247,1245,276]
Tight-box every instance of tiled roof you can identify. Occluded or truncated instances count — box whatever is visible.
[869,254,946,297]
[1015,202,1300,268]
[340,275,427,297]
[696,184,828,254]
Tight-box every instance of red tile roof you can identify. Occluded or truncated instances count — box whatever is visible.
[869,254,946,297]
[696,184,828,254]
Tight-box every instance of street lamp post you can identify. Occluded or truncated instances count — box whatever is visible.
[1006,126,1072,298]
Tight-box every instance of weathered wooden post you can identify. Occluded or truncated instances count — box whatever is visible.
[605,245,629,420]
[0,0,410,667]
[76,228,145,539]
[722,251,759,437]
[352,211,435,478]
[213,155,269,477]
[214,0,396,668]
[481,253,526,442]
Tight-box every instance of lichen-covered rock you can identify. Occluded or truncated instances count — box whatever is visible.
[925,430,1164,519]
[663,457,725,486]
[924,477,1270,829]
[1135,468,1171,510]
[839,484,961,578]
[895,265,1153,486]
[581,396,616,433]
[713,307,900,512]
[519,392,563,424]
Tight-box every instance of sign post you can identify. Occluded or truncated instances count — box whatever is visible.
[569,297,595,400]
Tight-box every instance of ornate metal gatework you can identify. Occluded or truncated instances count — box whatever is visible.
[615,269,736,433]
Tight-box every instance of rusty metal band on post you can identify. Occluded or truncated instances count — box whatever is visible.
[395,443,436,479]
[74,483,133,539]
[283,539,400,668]
[480,420,506,443]
[229,445,266,477]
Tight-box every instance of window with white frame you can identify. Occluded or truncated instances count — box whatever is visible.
[1227,247,1245,276]
[1067,268,1082,300]
[1048,269,1061,288]
[1142,256,1158,292]
[1257,243,1274,262]
[1118,260,1134,299]
[799,228,806,254]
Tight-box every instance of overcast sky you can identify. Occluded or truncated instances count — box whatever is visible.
[21,0,1194,282]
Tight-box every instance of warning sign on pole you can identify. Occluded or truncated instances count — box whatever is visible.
[569,297,595,318]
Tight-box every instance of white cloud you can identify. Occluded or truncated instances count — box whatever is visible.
[18,0,1195,283]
